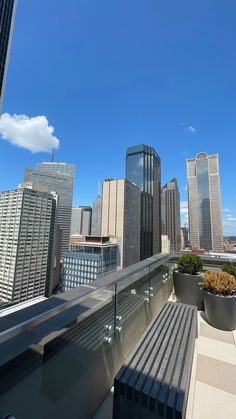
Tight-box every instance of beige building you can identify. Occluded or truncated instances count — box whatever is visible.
[0,184,58,304]
[161,235,170,254]
[101,179,141,268]
[187,152,223,251]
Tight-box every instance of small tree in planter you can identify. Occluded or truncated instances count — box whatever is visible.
[202,271,236,331]
[173,254,204,310]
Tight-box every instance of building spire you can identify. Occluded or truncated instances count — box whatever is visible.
[51,148,55,162]
[98,179,101,197]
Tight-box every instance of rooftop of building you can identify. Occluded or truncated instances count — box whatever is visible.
[0,253,235,418]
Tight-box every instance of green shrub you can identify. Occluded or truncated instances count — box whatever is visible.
[222,264,236,279]
[177,254,203,275]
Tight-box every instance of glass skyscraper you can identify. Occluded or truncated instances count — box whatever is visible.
[0,0,17,112]
[187,152,223,251]
[126,144,161,260]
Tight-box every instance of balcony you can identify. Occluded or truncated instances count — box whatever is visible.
[0,253,235,419]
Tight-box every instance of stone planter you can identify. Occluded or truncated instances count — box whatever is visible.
[203,289,236,331]
[173,270,204,310]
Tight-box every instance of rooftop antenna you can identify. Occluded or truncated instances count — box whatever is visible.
[51,148,55,162]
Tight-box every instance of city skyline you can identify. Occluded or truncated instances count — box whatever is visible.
[0,0,236,235]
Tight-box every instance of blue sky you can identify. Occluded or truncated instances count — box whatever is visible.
[1,0,236,235]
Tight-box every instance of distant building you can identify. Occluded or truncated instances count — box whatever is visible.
[0,0,17,113]
[52,225,62,292]
[181,227,189,248]
[0,185,57,304]
[91,193,102,236]
[71,206,92,236]
[161,178,181,252]
[60,237,117,291]
[126,144,161,259]
[187,152,223,251]
[24,163,75,256]
[161,235,170,254]
[101,179,141,268]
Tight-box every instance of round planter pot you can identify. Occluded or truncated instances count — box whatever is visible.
[173,270,204,310]
[203,289,236,331]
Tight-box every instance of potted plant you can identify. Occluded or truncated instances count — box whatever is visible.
[202,271,236,331]
[222,263,236,278]
[173,254,204,310]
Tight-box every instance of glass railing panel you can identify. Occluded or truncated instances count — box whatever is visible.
[0,284,117,419]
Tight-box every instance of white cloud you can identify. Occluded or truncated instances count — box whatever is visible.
[0,113,60,153]
[186,126,196,134]
[227,217,236,222]
[222,208,231,212]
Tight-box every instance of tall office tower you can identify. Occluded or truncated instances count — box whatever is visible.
[0,0,17,113]
[61,237,117,291]
[0,185,57,304]
[91,188,102,236]
[187,152,223,251]
[161,178,181,252]
[101,179,141,268]
[37,162,76,177]
[126,145,161,260]
[71,206,92,236]
[24,164,75,256]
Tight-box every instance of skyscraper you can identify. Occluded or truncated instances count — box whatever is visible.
[126,144,161,260]
[71,206,92,236]
[0,0,17,113]
[161,178,181,252]
[187,152,223,251]
[101,179,141,268]
[91,184,102,236]
[24,164,75,256]
[0,184,57,304]
[37,162,76,177]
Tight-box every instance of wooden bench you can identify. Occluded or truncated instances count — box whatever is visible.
[113,301,197,419]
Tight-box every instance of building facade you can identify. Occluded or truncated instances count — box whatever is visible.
[126,144,161,260]
[161,235,170,254]
[161,178,181,252]
[0,185,57,304]
[71,206,92,236]
[37,162,76,178]
[181,226,189,248]
[0,0,17,112]
[24,165,75,256]
[101,179,141,268]
[61,238,117,291]
[91,194,102,236]
[187,152,223,251]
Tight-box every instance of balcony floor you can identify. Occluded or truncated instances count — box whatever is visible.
[94,307,236,419]
[187,311,236,419]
